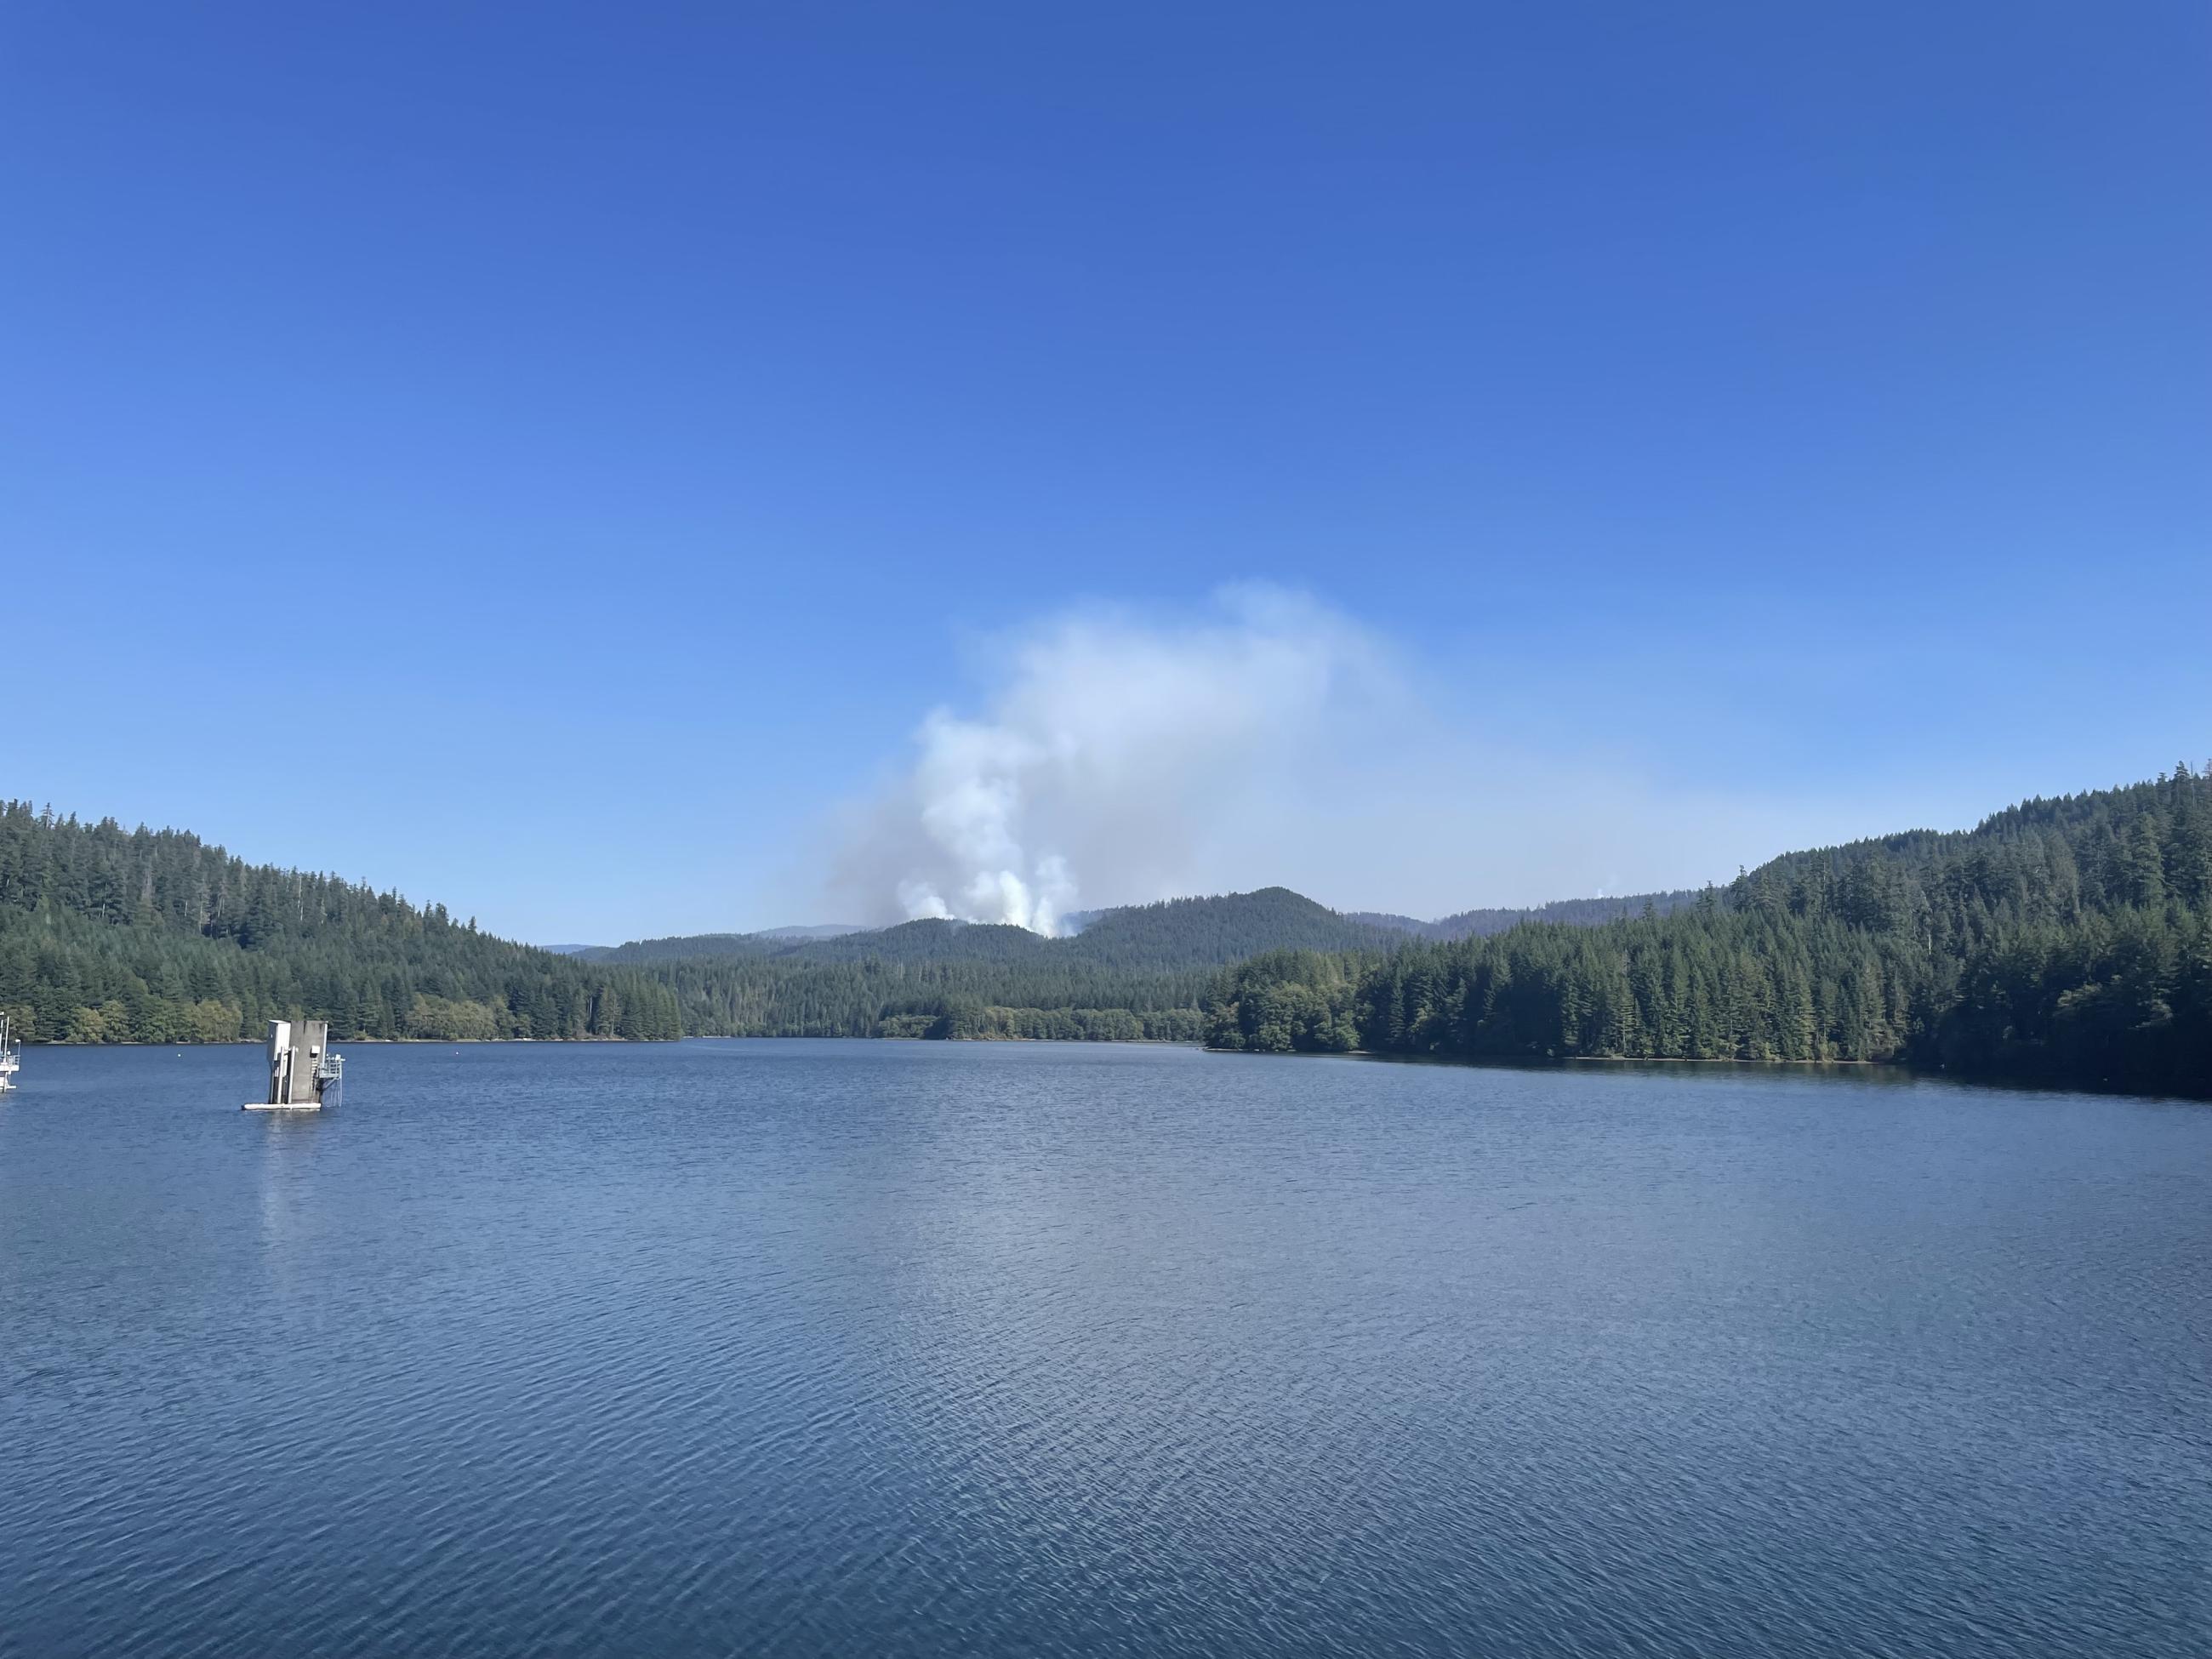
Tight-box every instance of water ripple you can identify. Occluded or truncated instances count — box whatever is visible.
[3,1041,2207,1656]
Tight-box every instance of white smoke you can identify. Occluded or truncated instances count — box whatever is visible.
[889,711,1079,932]
[839,586,1391,933]
[826,584,1934,931]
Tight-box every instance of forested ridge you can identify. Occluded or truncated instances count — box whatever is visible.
[1351,891,1701,940]
[591,887,1398,969]
[635,952,1208,1042]
[0,801,682,1043]
[1204,768,2212,1097]
[0,806,1374,1048]
[600,889,1385,1040]
[14,769,2209,1092]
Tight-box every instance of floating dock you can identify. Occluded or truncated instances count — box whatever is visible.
[245,1018,342,1111]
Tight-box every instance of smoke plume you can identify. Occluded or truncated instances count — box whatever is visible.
[827,584,1920,932]
[837,587,1391,933]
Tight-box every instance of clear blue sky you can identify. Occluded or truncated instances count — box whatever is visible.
[5,3,2206,942]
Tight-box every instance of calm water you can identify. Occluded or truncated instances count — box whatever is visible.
[2,1042,2206,1657]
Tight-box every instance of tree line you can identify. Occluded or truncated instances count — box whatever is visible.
[622,951,1211,1039]
[1204,767,2212,1097]
[0,802,682,1043]
[1350,889,1700,940]
[590,886,1385,1042]
[14,766,2209,1089]
[593,886,1402,971]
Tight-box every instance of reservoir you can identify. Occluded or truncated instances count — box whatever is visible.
[3,1041,2205,1656]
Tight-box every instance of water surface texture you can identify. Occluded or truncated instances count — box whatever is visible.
[3,1042,2207,1656]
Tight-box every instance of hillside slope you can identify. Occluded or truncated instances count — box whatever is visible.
[0,801,682,1042]
[1352,890,1702,940]
[598,887,1396,1040]
[1206,768,2212,1096]
[598,887,1405,972]
[1067,888,1400,966]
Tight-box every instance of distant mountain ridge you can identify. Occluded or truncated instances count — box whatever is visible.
[1350,889,1702,941]
[586,887,1398,973]
[590,886,1696,971]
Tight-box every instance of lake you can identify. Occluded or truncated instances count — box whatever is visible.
[2,1040,2205,1656]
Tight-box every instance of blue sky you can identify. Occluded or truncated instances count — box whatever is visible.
[4,3,2205,942]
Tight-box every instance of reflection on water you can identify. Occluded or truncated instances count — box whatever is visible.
[255,1110,324,1268]
[3,1040,2207,1657]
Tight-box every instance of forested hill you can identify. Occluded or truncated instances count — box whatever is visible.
[21,767,2208,1087]
[1205,767,2212,1097]
[1070,888,1404,964]
[600,888,1662,970]
[588,888,1398,1042]
[0,801,681,1043]
[1351,890,1702,940]
[586,920,1058,968]
[578,931,793,966]
[592,887,1396,972]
